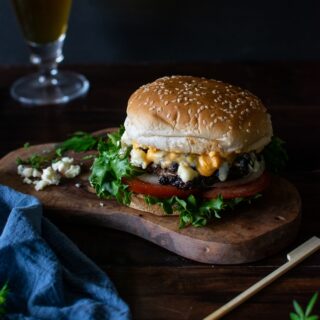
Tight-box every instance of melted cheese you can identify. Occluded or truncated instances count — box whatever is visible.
[130,148,149,169]
[130,144,224,181]
[196,152,222,177]
[146,147,165,163]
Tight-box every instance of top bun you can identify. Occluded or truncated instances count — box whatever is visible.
[121,75,272,155]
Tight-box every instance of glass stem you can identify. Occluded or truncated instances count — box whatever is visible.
[27,34,65,86]
[38,62,59,86]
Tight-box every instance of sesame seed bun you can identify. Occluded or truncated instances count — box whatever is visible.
[121,75,273,155]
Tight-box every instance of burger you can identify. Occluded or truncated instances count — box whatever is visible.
[90,76,287,228]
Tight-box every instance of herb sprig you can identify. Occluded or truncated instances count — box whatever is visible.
[290,292,319,320]
[16,154,51,170]
[55,131,99,157]
[16,131,100,169]
[0,282,9,316]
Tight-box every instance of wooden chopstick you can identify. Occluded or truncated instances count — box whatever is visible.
[203,237,320,320]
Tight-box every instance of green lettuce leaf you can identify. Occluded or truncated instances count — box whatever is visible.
[89,126,143,205]
[144,194,261,228]
[263,136,288,173]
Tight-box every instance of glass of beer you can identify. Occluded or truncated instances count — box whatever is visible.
[11,0,89,106]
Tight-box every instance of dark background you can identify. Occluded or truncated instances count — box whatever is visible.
[0,0,319,64]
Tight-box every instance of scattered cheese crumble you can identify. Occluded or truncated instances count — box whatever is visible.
[52,157,80,178]
[17,157,81,191]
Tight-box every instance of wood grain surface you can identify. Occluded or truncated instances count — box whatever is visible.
[0,138,301,264]
[0,63,319,319]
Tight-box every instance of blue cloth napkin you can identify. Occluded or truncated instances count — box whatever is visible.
[0,185,131,320]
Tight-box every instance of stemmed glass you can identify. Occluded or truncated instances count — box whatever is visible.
[10,0,89,106]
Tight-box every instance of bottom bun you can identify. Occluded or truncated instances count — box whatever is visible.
[128,193,179,216]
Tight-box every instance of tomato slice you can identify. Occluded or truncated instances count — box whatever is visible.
[203,172,271,200]
[125,172,270,200]
[124,178,197,199]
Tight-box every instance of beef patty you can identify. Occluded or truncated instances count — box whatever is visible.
[144,153,262,190]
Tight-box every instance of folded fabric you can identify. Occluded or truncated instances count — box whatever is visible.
[0,185,131,320]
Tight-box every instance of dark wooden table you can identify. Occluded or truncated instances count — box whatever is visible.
[0,63,319,319]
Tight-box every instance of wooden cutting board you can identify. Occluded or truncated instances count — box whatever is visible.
[0,130,301,264]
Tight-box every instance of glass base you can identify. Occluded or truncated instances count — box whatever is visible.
[10,71,89,106]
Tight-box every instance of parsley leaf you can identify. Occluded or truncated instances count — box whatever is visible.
[0,281,9,316]
[263,136,288,173]
[89,126,143,205]
[290,292,319,320]
[55,131,99,157]
[17,132,99,169]
[16,153,51,169]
